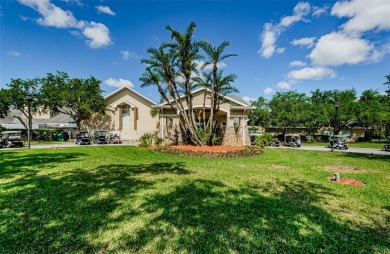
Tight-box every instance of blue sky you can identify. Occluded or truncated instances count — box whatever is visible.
[1,0,390,103]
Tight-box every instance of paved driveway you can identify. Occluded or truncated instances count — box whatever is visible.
[269,145,390,156]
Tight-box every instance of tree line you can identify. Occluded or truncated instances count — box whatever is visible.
[248,74,390,141]
[0,72,106,132]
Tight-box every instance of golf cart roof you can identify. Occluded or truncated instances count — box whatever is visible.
[1,131,22,134]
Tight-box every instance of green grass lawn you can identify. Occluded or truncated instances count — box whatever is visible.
[1,147,389,253]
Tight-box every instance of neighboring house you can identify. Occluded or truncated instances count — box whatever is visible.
[0,109,76,130]
[152,87,255,146]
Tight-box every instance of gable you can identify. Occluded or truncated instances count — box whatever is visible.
[105,86,156,109]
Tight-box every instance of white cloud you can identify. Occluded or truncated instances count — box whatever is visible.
[121,50,139,60]
[96,5,115,16]
[259,2,311,58]
[276,48,286,54]
[81,21,112,48]
[104,78,134,88]
[276,81,292,89]
[69,30,82,37]
[19,15,30,21]
[331,0,390,35]
[259,23,278,58]
[288,67,336,80]
[263,87,274,95]
[308,32,378,66]
[312,6,328,17]
[194,60,227,70]
[61,0,83,7]
[242,96,256,103]
[280,2,311,27]
[291,37,316,48]
[17,0,112,49]
[8,51,21,56]
[18,0,79,28]
[289,60,307,68]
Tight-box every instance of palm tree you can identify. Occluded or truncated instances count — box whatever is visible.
[140,23,204,146]
[192,72,212,129]
[200,41,237,131]
[214,70,239,120]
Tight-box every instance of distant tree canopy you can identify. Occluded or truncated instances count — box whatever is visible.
[0,71,107,131]
[41,72,106,130]
[248,84,390,141]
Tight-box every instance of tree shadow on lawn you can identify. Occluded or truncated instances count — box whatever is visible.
[120,179,389,253]
[0,162,189,253]
[340,151,390,163]
[0,150,88,179]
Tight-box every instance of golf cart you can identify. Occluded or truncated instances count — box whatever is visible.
[270,135,281,147]
[1,131,24,148]
[327,136,349,150]
[283,135,301,147]
[75,131,91,145]
[383,136,390,152]
[93,130,108,144]
[109,131,122,144]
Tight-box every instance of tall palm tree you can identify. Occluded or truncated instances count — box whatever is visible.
[214,70,239,120]
[192,72,212,128]
[140,23,204,146]
[200,41,237,131]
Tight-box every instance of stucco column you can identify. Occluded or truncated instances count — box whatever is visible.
[222,120,238,146]
[237,116,251,146]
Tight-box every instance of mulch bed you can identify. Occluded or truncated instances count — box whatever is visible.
[170,145,245,153]
[327,177,366,186]
[154,145,262,158]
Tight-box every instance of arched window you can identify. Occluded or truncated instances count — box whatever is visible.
[122,105,131,129]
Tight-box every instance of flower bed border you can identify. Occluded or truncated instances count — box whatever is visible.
[154,146,263,158]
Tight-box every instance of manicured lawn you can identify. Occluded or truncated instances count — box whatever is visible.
[1,146,389,253]
[302,141,387,149]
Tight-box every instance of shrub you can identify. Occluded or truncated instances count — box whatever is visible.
[254,133,273,147]
[139,133,154,147]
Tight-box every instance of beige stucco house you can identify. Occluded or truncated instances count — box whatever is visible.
[43,85,254,145]
[152,87,255,146]
[82,86,158,140]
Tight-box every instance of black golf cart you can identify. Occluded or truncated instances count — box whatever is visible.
[93,130,108,144]
[1,131,24,148]
[75,131,91,145]
[283,135,301,147]
[270,135,281,147]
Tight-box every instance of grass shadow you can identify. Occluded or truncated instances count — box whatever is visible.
[0,162,190,253]
[339,151,390,162]
[0,150,88,179]
[118,179,388,253]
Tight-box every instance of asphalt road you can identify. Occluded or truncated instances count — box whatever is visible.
[269,145,390,156]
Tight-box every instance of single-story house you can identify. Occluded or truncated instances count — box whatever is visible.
[152,87,255,146]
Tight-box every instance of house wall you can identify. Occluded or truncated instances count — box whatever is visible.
[81,87,158,140]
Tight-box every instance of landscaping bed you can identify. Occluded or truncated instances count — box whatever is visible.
[155,145,263,157]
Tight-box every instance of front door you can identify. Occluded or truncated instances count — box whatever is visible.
[122,105,131,129]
